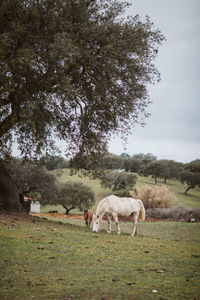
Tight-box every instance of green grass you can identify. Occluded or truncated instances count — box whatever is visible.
[2,169,200,299]
[1,213,200,300]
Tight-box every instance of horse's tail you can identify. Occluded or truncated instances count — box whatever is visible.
[138,200,145,221]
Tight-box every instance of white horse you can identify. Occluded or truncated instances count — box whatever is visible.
[92,195,145,237]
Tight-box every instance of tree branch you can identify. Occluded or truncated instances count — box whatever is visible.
[0,93,22,138]
[0,113,16,138]
[0,98,10,107]
[23,186,38,194]
[62,204,76,214]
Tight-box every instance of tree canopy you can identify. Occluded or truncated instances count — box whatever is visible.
[0,0,165,175]
[141,160,184,184]
[7,158,57,202]
[180,160,200,194]
[54,181,95,214]
[40,154,69,170]
[100,170,137,196]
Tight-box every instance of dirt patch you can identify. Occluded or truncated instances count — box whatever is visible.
[0,211,187,223]
[32,212,85,220]
[31,212,165,222]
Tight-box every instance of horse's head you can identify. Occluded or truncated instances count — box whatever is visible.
[92,214,100,232]
[84,210,88,218]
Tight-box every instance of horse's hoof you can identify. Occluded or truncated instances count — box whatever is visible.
[117,232,120,235]
[107,231,111,234]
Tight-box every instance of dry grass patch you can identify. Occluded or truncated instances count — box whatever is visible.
[130,185,176,209]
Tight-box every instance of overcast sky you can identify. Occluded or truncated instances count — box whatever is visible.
[109,0,200,163]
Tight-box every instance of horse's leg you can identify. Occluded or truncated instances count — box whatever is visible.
[88,217,92,228]
[106,214,112,233]
[112,213,120,235]
[132,213,138,237]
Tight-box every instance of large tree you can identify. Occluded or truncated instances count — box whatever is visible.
[0,158,57,211]
[143,161,167,184]
[158,160,184,183]
[0,0,165,170]
[53,181,95,215]
[7,158,57,206]
[0,161,23,211]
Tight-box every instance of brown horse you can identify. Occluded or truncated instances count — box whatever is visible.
[84,210,93,227]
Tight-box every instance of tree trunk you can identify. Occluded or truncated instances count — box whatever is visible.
[64,207,70,215]
[184,185,195,195]
[62,204,75,215]
[0,164,23,211]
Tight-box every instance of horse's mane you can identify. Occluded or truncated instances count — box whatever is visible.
[96,197,110,217]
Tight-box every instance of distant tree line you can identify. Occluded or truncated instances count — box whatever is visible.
[39,152,200,195]
[101,153,200,195]
[40,155,70,171]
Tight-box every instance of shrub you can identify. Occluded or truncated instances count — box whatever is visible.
[130,185,176,209]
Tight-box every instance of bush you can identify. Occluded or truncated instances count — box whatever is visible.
[130,185,176,209]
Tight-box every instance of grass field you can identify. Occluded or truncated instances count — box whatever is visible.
[1,169,200,299]
[0,212,200,300]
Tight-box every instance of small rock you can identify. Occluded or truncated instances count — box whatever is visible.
[156,269,165,273]
[37,246,44,250]
[127,281,136,285]
[152,290,158,293]
[112,277,119,282]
